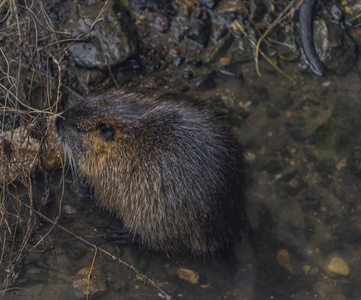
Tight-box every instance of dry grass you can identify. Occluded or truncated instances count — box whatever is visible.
[0,0,64,290]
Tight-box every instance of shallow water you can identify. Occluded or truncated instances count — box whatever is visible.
[4,59,361,300]
[3,0,361,296]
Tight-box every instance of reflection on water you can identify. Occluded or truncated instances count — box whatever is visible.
[6,65,361,300]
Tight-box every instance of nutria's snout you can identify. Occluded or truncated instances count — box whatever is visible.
[54,115,68,143]
[54,115,63,133]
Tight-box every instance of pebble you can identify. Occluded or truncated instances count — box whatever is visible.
[62,205,77,215]
[277,249,293,273]
[327,257,350,276]
[336,159,347,171]
[182,70,193,79]
[219,57,231,66]
[73,267,107,298]
[177,268,199,284]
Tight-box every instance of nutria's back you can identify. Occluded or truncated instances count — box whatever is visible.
[55,91,247,255]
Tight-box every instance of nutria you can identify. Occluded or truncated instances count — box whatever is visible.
[54,91,247,255]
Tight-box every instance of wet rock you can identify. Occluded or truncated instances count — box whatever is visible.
[170,16,189,43]
[78,69,106,95]
[319,240,343,255]
[309,95,361,154]
[247,85,270,106]
[204,96,229,117]
[143,75,166,89]
[284,178,308,197]
[315,160,334,175]
[199,0,219,9]
[64,241,87,260]
[153,16,169,33]
[329,4,344,22]
[195,73,216,91]
[249,0,267,20]
[266,103,280,119]
[203,96,244,126]
[182,70,194,79]
[327,257,350,276]
[219,57,231,66]
[314,279,346,299]
[218,62,243,79]
[336,225,361,243]
[173,56,184,66]
[269,197,311,257]
[185,10,211,48]
[345,3,361,27]
[317,176,333,187]
[313,19,357,75]
[232,35,255,63]
[290,129,307,142]
[178,85,190,92]
[276,166,298,182]
[63,3,137,70]
[263,159,282,174]
[135,0,175,17]
[336,159,347,171]
[210,24,228,42]
[206,32,234,63]
[186,59,202,66]
[302,194,321,211]
[271,89,294,110]
[278,36,301,62]
[73,267,107,298]
[277,249,293,273]
[114,57,141,72]
[62,205,77,215]
[348,148,361,178]
[177,268,199,284]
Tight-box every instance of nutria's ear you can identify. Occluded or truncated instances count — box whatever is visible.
[98,121,114,140]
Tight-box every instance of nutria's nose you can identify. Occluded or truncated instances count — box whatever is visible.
[54,115,64,133]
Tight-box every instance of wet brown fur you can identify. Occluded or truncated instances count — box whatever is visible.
[55,91,247,256]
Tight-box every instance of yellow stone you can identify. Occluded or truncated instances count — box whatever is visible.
[177,268,199,284]
[302,265,310,274]
[288,178,298,188]
[327,257,350,276]
[336,159,347,171]
[277,249,293,273]
[73,267,107,298]
[219,57,231,66]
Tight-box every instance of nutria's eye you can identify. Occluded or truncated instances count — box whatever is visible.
[74,125,85,132]
[98,121,114,141]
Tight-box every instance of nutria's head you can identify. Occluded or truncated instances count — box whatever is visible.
[54,92,149,178]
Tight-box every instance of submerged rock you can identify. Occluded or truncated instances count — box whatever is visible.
[247,85,270,106]
[271,88,294,110]
[177,268,199,284]
[327,257,350,276]
[313,19,357,75]
[348,147,361,178]
[310,96,361,152]
[73,267,107,298]
[199,0,219,9]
